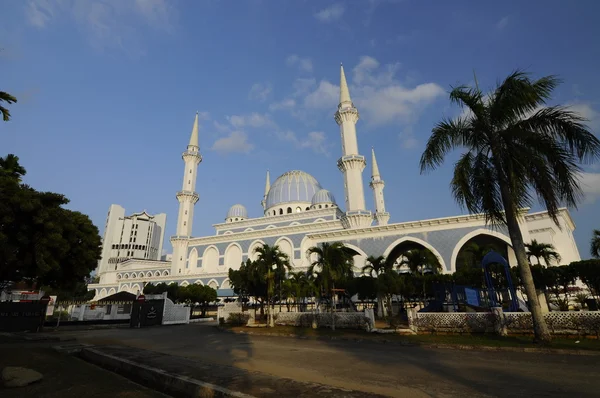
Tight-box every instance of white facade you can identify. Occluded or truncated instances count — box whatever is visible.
[96,205,166,275]
[89,65,582,300]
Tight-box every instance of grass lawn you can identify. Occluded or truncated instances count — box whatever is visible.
[220,324,600,352]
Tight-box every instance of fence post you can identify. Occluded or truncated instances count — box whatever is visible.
[491,306,507,336]
[408,307,418,333]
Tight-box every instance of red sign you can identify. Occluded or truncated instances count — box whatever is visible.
[137,295,146,302]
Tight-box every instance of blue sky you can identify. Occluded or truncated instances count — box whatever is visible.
[2,0,599,258]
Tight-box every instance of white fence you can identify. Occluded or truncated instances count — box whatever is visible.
[411,310,600,336]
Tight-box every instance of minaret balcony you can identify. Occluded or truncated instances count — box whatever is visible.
[176,190,199,204]
[334,107,359,125]
[182,151,202,163]
[337,155,366,172]
[369,178,385,188]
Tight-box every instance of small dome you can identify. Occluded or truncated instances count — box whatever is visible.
[311,189,336,205]
[226,204,248,219]
[265,170,322,210]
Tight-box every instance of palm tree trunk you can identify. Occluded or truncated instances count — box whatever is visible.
[499,183,552,343]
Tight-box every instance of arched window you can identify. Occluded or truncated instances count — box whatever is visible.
[279,209,283,215]
[235,218,238,221]
[305,207,310,211]
[319,205,322,209]
[273,210,276,216]
[296,207,301,213]
[325,204,328,208]
[287,207,292,214]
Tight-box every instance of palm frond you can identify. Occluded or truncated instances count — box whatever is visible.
[512,106,600,164]
[420,117,473,173]
[490,71,559,126]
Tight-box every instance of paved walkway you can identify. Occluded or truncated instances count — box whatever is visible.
[0,339,166,398]
[48,323,600,397]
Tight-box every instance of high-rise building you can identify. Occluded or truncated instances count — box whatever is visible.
[97,205,166,275]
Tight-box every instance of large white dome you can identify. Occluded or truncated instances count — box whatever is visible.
[265,170,322,211]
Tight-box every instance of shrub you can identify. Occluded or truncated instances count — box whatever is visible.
[227,312,250,326]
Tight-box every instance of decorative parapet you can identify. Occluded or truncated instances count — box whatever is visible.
[176,190,199,204]
[411,311,600,336]
[337,155,366,173]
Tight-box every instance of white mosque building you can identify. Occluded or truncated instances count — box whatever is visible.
[89,65,582,300]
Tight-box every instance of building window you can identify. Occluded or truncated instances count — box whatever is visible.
[183,221,187,226]
[279,209,283,215]
[306,207,310,211]
[319,205,322,209]
[185,210,188,215]
[287,207,292,214]
[296,207,301,213]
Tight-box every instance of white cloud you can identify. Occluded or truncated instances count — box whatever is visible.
[578,172,600,204]
[248,83,272,102]
[26,0,54,27]
[299,56,443,125]
[24,0,176,55]
[496,16,509,30]
[568,102,600,130]
[227,112,275,129]
[197,111,210,121]
[314,3,345,22]
[304,80,339,109]
[269,98,296,112]
[277,130,329,155]
[286,54,313,73]
[211,131,254,154]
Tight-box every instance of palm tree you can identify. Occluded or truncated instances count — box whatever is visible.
[525,239,561,266]
[396,249,441,275]
[0,154,26,182]
[253,244,291,327]
[1,91,17,121]
[361,255,392,277]
[420,70,600,343]
[362,255,393,317]
[591,230,600,259]
[460,241,496,269]
[307,242,354,329]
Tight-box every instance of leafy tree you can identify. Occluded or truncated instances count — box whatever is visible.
[254,244,291,326]
[143,282,180,302]
[0,154,26,182]
[362,255,393,316]
[525,239,561,266]
[178,284,217,316]
[420,70,600,343]
[0,90,17,122]
[570,259,600,301]
[307,242,355,298]
[0,157,101,290]
[396,248,441,275]
[591,230,600,259]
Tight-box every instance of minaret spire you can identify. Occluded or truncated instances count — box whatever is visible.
[171,113,202,275]
[369,147,390,226]
[261,170,271,211]
[339,64,352,106]
[335,63,372,229]
[188,111,199,148]
[371,147,380,178]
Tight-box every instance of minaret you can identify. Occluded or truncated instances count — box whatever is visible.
[171,112,202,274]
[335,64,372,229]
[369,148,390,226]
[261,170,270,212]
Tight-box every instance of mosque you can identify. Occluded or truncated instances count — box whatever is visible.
[89,65,582,300]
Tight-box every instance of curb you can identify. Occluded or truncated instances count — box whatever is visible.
[216,327,600,356]
[0,332,76,343]
[79,347,256,398]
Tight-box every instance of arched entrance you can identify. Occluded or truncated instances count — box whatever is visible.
[384,237,446,274]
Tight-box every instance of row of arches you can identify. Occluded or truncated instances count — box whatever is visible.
[96,278,233,299]
[117,270,170,280]
[221,218,328,235]
[342,229,514,274]
[188,237,298,272]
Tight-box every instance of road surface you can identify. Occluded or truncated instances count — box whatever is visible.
[54,323,600,397]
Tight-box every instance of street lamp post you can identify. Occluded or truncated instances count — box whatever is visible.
[268,263,276,327]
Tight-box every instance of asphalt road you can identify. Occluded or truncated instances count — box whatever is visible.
[53,323,600,398]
